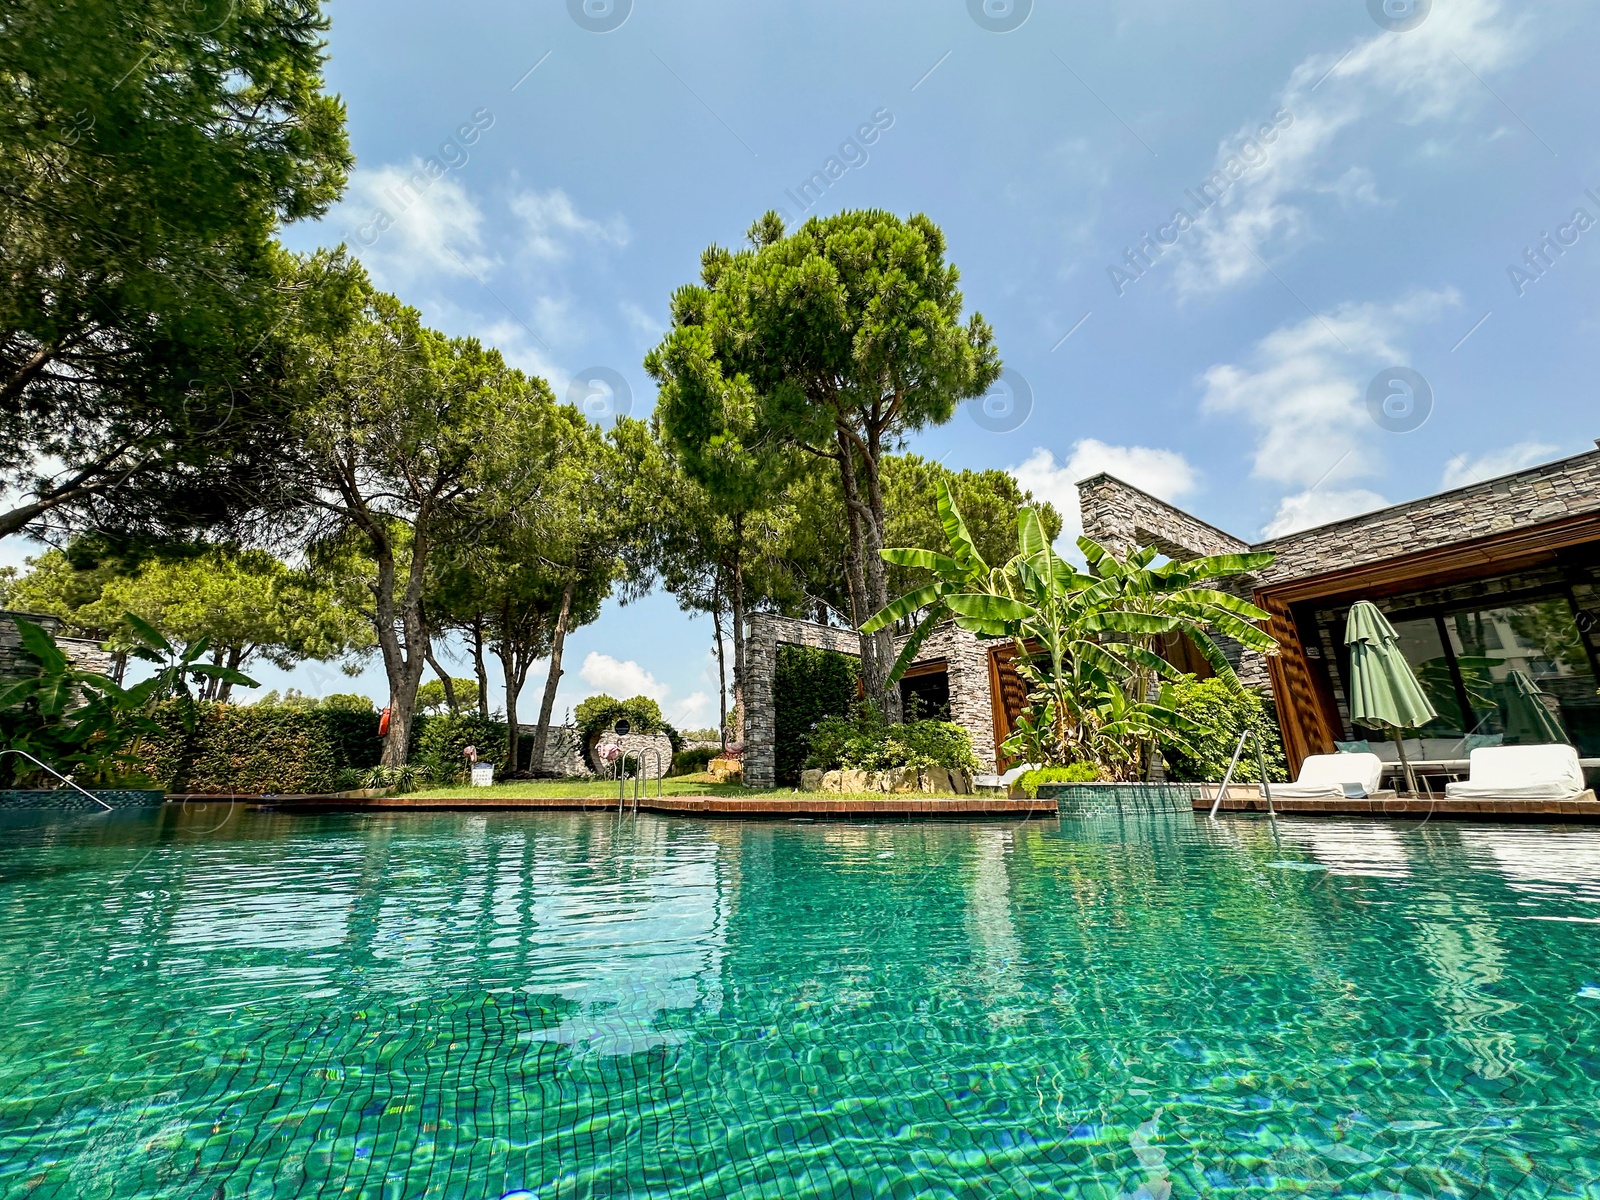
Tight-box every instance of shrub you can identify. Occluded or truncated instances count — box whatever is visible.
[774,644,860,785]
[1159,674,1287,783]
[1016,762,1103,798]
[363,764,433,795]
[671,746,717,776]
[410,713,504,783]
[805,705,978,774]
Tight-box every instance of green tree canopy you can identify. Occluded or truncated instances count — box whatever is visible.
[646,210,999,720]
[3,542,368,700]
[0,0,352,543]
[293,282,556,765]
[774,453,1062,624]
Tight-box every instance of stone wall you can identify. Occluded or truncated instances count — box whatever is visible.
[1078,473,1252,560]
[534,725,592,777]
[591,730,675,780]
[743,613,1000,789]
[912,621,998,774]
[744,615,863,789]
[1250,444,1600,586]
[1076,477,1272,692]
[1,611,113,682]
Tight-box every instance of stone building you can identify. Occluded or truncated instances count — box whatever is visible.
[1,611,113,682]
[741,440,1600,787]
[1079,441,1600,774]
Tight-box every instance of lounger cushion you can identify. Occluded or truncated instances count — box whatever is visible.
[1271,752,1384,799]
[1369,739,1424,764]
[1445,744,1586,800]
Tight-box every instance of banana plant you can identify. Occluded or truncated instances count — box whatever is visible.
[860,478,1030,684]
[861,483,1278,776]
[122,613,258,733]
[0,614,256,787]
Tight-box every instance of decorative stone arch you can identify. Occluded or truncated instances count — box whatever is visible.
[743,613,999,788]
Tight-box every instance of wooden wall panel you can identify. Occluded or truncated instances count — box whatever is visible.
[1256,591,1339,774]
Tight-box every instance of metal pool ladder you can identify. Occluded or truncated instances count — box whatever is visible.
[617,747,665,814]
[0,749,114,810]
[1206,729,1275,820]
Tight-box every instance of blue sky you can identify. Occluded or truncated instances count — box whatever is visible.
[22,0,1600,728]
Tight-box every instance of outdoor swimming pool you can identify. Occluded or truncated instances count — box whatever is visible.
[1,806,1597,1198]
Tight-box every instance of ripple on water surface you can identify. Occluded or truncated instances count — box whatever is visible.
[1,808,1598,1197]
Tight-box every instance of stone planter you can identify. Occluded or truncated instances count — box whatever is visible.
[0,788,166,812]
[803,767,974,796]
[708,756,743,783]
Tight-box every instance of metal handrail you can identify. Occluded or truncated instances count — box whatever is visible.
[0,749,114,811]
[1206,729,1275,820]
[615,746,666,814]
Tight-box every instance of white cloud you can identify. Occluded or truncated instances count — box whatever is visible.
[1172,0,1529,297]
[620,300,666,343]
[1441,442,1559,489]
[1200,290,1458,495]
[340,161,495,285]
[1010,439,1201,552]
[1261,487,1390,539]
[578,652,668,701]
[511,188,629,261]
[574,655,718,731]
[671,691,712,728]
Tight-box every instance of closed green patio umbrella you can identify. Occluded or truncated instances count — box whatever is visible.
[1345,600,1439,796]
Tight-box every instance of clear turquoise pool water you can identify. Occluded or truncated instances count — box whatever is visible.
[1,805,1598,1198]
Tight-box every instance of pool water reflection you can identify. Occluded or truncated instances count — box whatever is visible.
[1,807,1598,1197]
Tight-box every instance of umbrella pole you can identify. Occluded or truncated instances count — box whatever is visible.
[1392,727,1418,797]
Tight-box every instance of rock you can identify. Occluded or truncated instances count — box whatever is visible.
[839,769,870,795]
[799,769,823,792]
[885,767,918,793]
[924,765,951,794]
[950,769,972,795]
[821,771,842,793]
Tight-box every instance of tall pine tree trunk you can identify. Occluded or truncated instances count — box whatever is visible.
[728,514,747,744]
[422,640,459,713]
[531,578,576,777]
[216,645,245,704]
[836,434,899,722]
[857,427,901,722]
[712,581,728,751]
[470,615,490,718]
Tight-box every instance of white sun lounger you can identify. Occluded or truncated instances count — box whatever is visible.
[973,763,1041,791]
[1270,752,1386,799]
[1444,745,1592,801]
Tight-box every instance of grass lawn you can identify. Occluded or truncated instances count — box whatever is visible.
[408,776,798,801]
[405,775,991,802]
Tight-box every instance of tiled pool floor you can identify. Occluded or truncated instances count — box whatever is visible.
[2,807,1598,1197]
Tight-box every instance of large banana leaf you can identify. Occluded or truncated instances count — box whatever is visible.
[936,479,985,574]
[861,583,949,635]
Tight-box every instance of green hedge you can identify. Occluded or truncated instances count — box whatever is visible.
[671,746,717,776]
[410,713,506,782]
[774,644,861,786]
[140,702,382,794]
[137,703,592,793]
[1159,675,1288,783]
[805,708,979,774]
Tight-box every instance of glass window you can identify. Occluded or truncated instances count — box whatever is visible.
[1445,598,1599,754]
[1383,616,1468,738]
